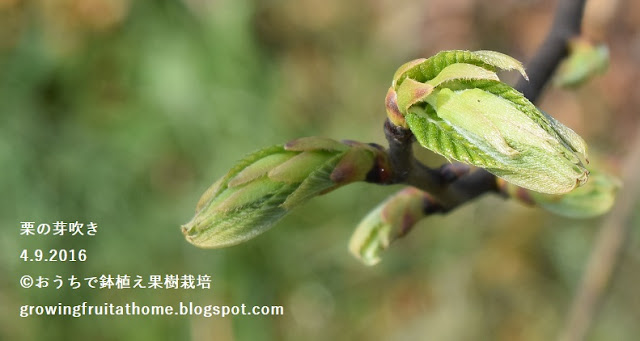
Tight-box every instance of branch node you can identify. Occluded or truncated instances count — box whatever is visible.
[439,163,471,183]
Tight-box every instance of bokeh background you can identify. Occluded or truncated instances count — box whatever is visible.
[1,0,639,340]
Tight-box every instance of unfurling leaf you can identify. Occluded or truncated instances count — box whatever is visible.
[182,137,390,248]
[386,50,589,194]
[531,170,620,218]
[555,38,609,88]
[497,170,620,218]
[349,187,433,265]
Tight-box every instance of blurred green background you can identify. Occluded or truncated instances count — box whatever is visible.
[1,0,639,340]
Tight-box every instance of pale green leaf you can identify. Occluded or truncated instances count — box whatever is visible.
[196,145,285,212]
[284,136,350,152]
[426,63,500,88]
[227,152,294,187]
[282,153,344,209]
[213,177,284,212]
[349,187,426,266]
[407,81,589,194]
[472,50,528,80]
[268,151,337,183]
[349,203,390,266]
[427,88,520,157]
[184,183,297,248]
[393,50,526,87]
[183,138,388,249]
[555,40,609,88]
[450,79,589,164]
[396,78,435,113]
[392,58,426,87]
[405,105,499,167]
[531,170,620,218]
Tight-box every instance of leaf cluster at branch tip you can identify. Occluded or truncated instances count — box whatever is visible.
[386,50,589,194]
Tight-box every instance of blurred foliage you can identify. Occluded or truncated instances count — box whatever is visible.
[1,0,639,340]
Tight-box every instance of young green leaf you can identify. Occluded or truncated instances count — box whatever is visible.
[182,138,390,248]
[388,50,590,194]
[471,50,528,80]
[391,50,527,86]
[349,187,430,265]
[555,38,609,88]
[529,170,620,218]
[498,169,619,218]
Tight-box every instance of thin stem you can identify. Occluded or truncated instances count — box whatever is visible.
[383,120,473,208]
[516,0,587,102]
[383,119,417,183]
